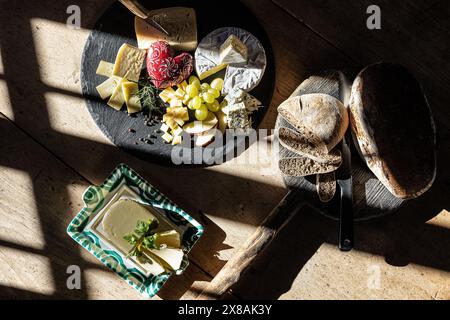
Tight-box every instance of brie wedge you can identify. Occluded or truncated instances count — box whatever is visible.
[195,27,266,94]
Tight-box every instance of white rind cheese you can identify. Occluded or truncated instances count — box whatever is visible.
[219,35,248,65]
[223,88,263,115]
[135,7,197,51]
[195,27,266,94]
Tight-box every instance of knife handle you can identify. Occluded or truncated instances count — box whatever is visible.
[119,0,149,19]
[338,182,354,251]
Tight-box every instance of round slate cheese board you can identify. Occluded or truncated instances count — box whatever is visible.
[81,0,275,166]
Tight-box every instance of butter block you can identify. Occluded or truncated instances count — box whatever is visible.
[102,199,157,253]
[112,44,146,82]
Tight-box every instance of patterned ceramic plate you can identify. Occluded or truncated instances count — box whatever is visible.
[67,164,204,298]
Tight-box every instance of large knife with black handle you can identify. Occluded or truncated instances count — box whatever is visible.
[337,131,354,251]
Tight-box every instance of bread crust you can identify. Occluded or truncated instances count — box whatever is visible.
[277,94,349,151]
[349,62,436,199]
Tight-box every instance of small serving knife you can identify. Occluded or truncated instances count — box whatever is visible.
[337,131,354,251]
[119,0,170,36]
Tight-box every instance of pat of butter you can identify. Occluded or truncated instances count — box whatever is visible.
[102,199,157,253]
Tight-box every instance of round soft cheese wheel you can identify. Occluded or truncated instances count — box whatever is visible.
[349,62,436,199]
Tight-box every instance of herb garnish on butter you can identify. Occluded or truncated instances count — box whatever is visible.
[123,219,160,258]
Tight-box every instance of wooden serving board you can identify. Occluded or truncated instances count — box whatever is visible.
[80,0,275,166]
[275,70,405,221]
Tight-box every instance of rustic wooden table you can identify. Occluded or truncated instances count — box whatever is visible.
[0,0,449,300]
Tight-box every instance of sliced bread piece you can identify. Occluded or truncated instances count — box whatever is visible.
[350,62,436,199]
[277,94,349,151]
[278,126,342,164]
[316,173,337,203]
[279,156,342,177]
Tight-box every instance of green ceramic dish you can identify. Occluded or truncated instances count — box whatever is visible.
[67,164,204,298]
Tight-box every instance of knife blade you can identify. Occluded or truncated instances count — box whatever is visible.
[337,131,354,251]
[119,0,170,36]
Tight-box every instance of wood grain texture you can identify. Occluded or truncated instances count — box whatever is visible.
[0,115,210,299]
[0,0,448,300]
[273,0,450,128]
[197,190,304,300]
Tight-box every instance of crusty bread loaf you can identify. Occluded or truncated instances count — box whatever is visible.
[316,173,337,203]
[279,156,342,177]
[277,94,349,151]
[349,62,436,199]
[278,127,342,164]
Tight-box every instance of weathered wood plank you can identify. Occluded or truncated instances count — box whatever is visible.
[0,0,448,300]
[273,0,450,128]
[0,115,210,299]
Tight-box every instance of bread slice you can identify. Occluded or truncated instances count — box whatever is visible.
[349,62,436,199]
[279,156,342,177]
[277,94,349,151]
[278,127,342,164]
[316,173,337,203]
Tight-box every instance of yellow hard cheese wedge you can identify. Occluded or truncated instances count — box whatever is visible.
[134,8,197,51]
[96,76,122,100]
[122,81,141,114]
[172,135,182,146]
[112,44,146,82]
[197,63,227,81]
[155,230,181,248]
[162,132,173,143]
[96,60,114,77]
[107,77,126,110]
[159,87,176,103]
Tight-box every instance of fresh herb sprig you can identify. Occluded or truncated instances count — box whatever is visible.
[123,219,160,259]
[136,78,165,117]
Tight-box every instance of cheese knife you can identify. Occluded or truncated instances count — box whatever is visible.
[337,131,354,251]
[119,0,170,36]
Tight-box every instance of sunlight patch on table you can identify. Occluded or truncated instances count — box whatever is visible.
[44,91,110,144]
[30,18,90,92]
[426,210,450,230]
[0,247,55,296]
[0,167,47,248]
[0,78,14,121]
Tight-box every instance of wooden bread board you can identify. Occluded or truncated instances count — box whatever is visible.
[275,70,405,221]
